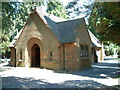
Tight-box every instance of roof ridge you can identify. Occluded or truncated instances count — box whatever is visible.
[36,6,84,23]
[56,18,83,24]
[36,6,66,23]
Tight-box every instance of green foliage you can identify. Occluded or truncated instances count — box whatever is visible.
[1,1,67,57]
[105,50,114,56]
[66,2,81,18]
[0,41,10,54]
[103,41,120,56]
[2,2,16,37]
[88,2,120,45]
[1,2,41,57]
[47,0,67,19]
[2,2,17,56]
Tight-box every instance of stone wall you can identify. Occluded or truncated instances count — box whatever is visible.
[10,12,92,71]
[64,43,91,71]
[10,47,16,66]
[14,12,61,70]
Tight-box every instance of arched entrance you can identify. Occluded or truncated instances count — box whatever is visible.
[31,44,40,67]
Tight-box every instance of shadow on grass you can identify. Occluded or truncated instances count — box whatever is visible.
[1,62,119,89]
[55,62,120,79]
[2,76,109,89]
[0,63,13,72]
[3,64,11,67]
[93,62,120,67]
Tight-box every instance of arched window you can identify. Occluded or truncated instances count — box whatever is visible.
[80,45,89,57]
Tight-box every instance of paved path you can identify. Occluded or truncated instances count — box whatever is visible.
[0,60,120,89]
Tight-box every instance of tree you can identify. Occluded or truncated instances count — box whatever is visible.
[66,2,81,18]
[47,0,67,19]
[1,1,67,58]
[1,2,17,58]
[88,2,120,45]
[66,1,94,19]
[1,2,42,58]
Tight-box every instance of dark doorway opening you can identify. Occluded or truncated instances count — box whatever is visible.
[31,44,40,67]
[94,49,98,63]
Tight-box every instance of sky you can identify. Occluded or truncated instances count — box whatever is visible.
[60,0,94,20]
[60,0,86,6]
[2,0,91,6]
[2,0,93,21]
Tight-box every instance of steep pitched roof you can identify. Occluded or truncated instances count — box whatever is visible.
[42,16,83,43]
[88,30,102,47]
[36,7,83,43]
[9,7,92,47]
[56,19,83,43]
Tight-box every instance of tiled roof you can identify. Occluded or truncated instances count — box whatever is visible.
[88,30,102,47]
[9,7,101,47]
[36,7,83,43]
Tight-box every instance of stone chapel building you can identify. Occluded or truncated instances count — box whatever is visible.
[9,7,103,71]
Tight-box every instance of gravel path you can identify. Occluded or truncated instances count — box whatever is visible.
[0,60,120,89]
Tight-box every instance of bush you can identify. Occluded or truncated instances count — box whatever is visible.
[105,50,114,56]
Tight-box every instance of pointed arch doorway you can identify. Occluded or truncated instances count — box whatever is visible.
[31,44,40,67]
